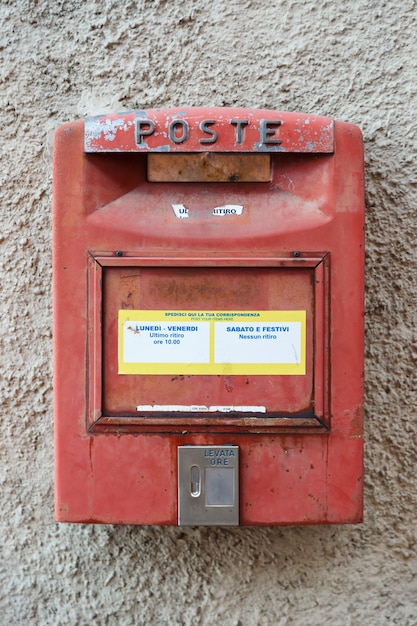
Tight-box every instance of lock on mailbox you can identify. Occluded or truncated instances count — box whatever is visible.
[53,107,364,525]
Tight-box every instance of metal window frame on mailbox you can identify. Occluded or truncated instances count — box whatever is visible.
[53,107,364,526]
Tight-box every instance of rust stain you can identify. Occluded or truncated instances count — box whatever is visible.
[224,376,234,393]
[349,405,364,438]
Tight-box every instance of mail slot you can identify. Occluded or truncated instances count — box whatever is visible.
[53,107,364,525]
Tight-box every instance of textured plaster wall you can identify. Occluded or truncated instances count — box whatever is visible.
[1,1,417,624]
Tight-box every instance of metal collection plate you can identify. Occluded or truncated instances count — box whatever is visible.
[178,445,239,526]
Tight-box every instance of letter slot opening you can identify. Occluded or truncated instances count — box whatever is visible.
[147,153,271,183]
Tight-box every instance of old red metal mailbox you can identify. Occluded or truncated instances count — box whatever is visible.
[53,107,364,525]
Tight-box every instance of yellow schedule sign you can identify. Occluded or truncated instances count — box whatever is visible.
[118,310,306,376]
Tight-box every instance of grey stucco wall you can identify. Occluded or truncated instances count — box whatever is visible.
[1,1,417,624]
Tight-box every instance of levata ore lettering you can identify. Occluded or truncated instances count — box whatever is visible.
[204,448,235,466]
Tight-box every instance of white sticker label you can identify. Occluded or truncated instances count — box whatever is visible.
[172,204,189,219]
[171,204,244,219]
[136,405,266,413]
[212,205,243,216]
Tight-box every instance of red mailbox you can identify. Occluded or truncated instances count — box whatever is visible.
[53,107,364,525]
